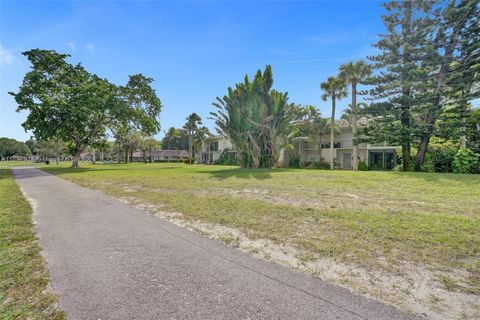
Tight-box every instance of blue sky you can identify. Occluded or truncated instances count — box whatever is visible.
[0,0,385,142]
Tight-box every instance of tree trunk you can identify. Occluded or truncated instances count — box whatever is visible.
[415,113,434,172]
[415,11,465,171]
[189,134,193,165]
[459,96,468,149]
[330,95,336,170]
[401,105,411,171]
[298,141,303,164]
[351,82,358,171]
[71,156,80,168]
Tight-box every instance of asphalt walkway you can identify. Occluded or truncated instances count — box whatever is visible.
[13,167,414,320]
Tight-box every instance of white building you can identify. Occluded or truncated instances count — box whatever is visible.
[196,135,233,164]
[197,120,398,170]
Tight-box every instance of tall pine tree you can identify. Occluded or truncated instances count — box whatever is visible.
[414,0,480,170]
[366,0,434,171]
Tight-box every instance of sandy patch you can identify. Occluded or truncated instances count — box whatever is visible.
[119,197,479,320]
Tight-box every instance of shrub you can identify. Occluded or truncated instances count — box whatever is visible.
[358,160,368,171]
[428,138,458,173]
[288,157,300,168]
[312,161,330,170]
[453,148,479,174]
[420,153,435,173]
[302,160,312,168]
[214,148,238,165]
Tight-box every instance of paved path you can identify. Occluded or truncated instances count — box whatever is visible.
[14,167,414,320]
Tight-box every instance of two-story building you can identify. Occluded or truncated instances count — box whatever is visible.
[287,119,398,170]
[197,120,398,170]
[196,135,234,164]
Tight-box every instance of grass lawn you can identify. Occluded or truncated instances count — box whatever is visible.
[43,163,480,318]
[0,169,65,319]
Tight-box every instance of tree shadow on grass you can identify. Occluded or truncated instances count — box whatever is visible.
[390,170,480,184]
[199,167,273,180]
[40,167,124,176]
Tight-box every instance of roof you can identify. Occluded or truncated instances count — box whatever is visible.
[132,150,189,157]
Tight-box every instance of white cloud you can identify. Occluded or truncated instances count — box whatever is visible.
[0,44,18,68]
[67,42,76,51]
[85,43,95,53]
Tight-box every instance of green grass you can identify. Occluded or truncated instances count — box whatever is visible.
[0,169,65,320]
[0,161,38,168]
[43,163,480,294]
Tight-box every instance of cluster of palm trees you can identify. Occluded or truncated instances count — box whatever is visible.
[320,60,372,170]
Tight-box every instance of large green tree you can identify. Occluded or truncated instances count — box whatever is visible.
[211,65,295,168]
[321,76,347,170]
[0,138,31,159]
[366,0,434,171]
[10,49,162,168]
[339,61,372,171]
[414,0,480,170]
[161,127,189,150]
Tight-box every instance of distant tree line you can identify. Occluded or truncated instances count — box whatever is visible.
[0,138,31,159]
[161,113,211,163]
[8,0,479,173]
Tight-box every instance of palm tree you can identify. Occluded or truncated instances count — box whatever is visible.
[193,126,211,161]
[321,76,347,170]
[311,117,341,162]
[341,102,369,122]
[339,61,372,170]
[183,113,202,164]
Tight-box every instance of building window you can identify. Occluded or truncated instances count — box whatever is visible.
[210,141,219,152]
[320,142,342,148]
[368,150,396,170]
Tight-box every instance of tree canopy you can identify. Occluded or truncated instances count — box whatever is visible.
[10,49,162,167]
[0,138,31,158]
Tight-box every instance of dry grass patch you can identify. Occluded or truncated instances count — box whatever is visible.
[43,163,480,319]
[0,169,65,320]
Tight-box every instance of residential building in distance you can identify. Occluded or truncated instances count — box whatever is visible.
[286,119,398,170]
[199,120,398,170]
[132,150,189,162]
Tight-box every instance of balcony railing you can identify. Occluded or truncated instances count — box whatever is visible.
[303,141,367,149]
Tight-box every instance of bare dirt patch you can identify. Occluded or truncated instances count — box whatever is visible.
[120,197,480,320]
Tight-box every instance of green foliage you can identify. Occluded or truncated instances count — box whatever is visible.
[214,148,238,165]
[183,113,203,163]
[34,138,68,159]
[358,160,368,171]
[428,138,458,173]
[310,161,330,170]
[321,76,347,170]
[211,65,295,168]
[288,157,300,168]
[0,169,65,319]
[453,148,480,174]
[10,49,162,168]
[161,127,189,150]
[420,154,435,173]
[0,138,31,158]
